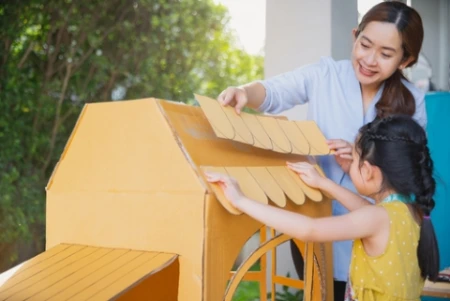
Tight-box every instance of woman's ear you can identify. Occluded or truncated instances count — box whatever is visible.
[399,56,416,70]
[352,28,358,42]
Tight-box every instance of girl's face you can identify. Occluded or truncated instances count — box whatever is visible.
[351,21,406,89]
[348,147,370,196]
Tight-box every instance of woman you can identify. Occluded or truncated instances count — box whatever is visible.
[217,2,426,300]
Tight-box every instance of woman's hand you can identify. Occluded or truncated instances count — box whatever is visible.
[205,172,245,208]
[327,139,353,173]
[217,86,249,114]
[287,162,327,188]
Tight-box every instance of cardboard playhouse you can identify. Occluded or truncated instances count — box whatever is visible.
[0,95,334,301]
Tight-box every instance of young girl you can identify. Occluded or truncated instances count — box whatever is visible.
[206,115,440,300]
[217,3,427,298]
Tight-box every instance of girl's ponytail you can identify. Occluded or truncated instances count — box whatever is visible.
[418,217,439,280]
[415,144,440,280]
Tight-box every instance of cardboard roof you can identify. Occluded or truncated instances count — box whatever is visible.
[195,94,331,155]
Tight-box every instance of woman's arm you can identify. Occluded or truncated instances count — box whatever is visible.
[217,82,266,113]
[241,82,267,109]
[218,60,325,114]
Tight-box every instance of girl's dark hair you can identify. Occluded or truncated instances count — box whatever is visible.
[356,115,439,281]
[355,1,424,119]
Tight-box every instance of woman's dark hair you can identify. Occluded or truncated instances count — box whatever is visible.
[355,1,424,119]
[356,115,439,281]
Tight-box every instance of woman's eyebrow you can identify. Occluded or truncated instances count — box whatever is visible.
[361,35,397,52]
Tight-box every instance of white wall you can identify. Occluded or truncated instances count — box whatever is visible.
[411,0,450,90]
[265,0,357,121]
[263,0,357,288]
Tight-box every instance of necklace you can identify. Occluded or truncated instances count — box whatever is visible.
[381,193,412,204]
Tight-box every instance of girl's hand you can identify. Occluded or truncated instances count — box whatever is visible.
[217,86,248,114]
[287,162,326,188]
[205,172,245,208]
[327,139,353,173]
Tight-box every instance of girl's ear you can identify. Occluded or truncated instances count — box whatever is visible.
[362,161,384,188]
[361,160,376,181]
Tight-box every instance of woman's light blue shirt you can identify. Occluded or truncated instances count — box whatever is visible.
[258,56,427,281]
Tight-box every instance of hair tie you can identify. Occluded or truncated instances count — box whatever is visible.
[423,215,430,220]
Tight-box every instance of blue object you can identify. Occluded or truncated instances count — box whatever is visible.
[422,92,450,301]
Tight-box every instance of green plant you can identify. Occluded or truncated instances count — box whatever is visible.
[232,281,260,301]
[232,267,304,301]
[0,0,263,272]
[267,285,304,301]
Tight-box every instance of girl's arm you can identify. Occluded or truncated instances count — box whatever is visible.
[320,178,371,211]
[237,196,386,242]
[287,162,371,211]
[205,172,387,242]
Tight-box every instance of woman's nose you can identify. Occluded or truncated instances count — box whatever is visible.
[365,51,377,66]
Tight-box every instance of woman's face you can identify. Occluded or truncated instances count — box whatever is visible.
[351,21,406,89]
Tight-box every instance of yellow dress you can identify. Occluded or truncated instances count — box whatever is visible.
[348,201,424,300]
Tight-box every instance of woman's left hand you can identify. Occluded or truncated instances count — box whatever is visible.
[327,139,353,173]
[205,172,245,208]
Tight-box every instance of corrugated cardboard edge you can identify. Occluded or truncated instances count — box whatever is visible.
[46,103,89,191]
[154,99,210,191]
[154,99,209,300]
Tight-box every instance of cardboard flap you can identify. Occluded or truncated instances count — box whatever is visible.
[256,115,293,153]
[266,166,306,205]
[195,94,331,155]
[201,166,243,215]
[201,166,324,213]
[247,167,286,207]
[240,113,272,149]
[285,168,323,202]
[225,167,268,205]
[294,121,330,155]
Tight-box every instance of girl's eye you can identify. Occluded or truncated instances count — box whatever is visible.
[381,53,392,58]
[361,43,369,48]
